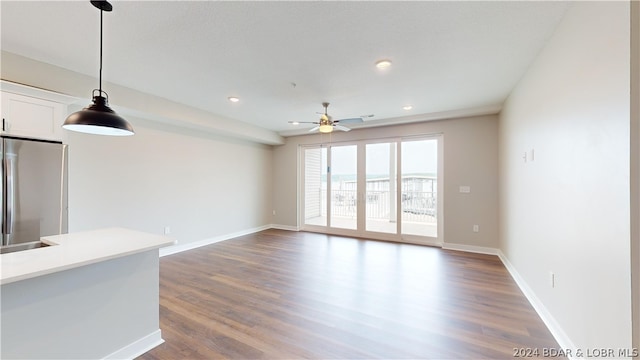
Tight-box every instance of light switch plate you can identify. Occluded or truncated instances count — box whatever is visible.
[459,186,471,193]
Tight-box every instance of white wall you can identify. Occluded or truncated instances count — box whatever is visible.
[273,115,499,248]
[65,115,274,248]
[499,1,631,350]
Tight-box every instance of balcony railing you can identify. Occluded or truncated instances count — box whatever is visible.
[319,189,437,223]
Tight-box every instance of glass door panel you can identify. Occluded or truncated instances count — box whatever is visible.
[329,145,357,230]
[304,147,327,227]
[365,142,397,234]
[401,139,438,237]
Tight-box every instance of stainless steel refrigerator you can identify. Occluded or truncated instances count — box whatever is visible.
[1,136,68,248]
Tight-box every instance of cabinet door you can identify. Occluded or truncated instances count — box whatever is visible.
[1,92,65,141]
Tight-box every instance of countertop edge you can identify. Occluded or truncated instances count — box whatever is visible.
[0,228,176,285]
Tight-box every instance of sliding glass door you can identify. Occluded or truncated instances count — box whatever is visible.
[301,135,441,244]
[329,145,358,230]
[401,139,438,238]
[365,142,397,234]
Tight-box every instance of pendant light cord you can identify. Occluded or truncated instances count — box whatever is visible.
[99,8,103,94]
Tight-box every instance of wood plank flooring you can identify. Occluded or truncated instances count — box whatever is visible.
[138,229,561,359]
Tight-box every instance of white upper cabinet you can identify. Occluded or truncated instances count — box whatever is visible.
[0,81,77,142]
[1,91,66,141]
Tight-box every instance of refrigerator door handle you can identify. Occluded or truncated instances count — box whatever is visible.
[4,155,13,235]
[0,139,3,245]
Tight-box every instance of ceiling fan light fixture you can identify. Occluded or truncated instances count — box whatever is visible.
[319,124,333,133]
[63,0,134,136]
[295,102,360,133]
[318,109,333,133]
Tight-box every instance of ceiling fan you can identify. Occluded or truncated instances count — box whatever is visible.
[289,102,366,133]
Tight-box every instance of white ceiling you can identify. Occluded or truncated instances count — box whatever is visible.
[1,1,570,137]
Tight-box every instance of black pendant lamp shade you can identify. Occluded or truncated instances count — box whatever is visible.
[63,0,134,136]
[64,90,134,136]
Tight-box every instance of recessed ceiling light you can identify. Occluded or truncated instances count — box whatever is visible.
[228,96,240,103]
[375,59,392,69]
[403,105,413,110]
[291,121,300,125]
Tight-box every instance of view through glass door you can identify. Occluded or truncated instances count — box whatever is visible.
[365,142,397,234]
[330,145,357,230]
[401,139,438,238]
[301,136,440,244]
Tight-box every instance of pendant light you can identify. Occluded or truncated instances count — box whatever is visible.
[63,0,134,136]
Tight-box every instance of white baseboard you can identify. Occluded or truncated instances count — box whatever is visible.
[270,224,299,231]
[160,224,271,257]
[103,329,164,360]
[443,244,574,355]
[441,242,499,255]
[497,250,576,355]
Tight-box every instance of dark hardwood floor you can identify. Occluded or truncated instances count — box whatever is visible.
[138,229,561,359]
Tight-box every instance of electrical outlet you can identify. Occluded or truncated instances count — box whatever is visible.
[272,210,276,216]
[164,226,171,235]
[473,225,479,232]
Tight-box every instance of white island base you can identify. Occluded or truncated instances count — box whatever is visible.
[0,228,175,359]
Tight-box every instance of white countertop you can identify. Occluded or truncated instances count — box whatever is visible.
[0,228,175,285]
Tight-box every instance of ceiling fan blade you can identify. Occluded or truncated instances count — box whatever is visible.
[334,117,363,124]
[334,124,351,132]
[308,126,320,132]
[289,121,319,124]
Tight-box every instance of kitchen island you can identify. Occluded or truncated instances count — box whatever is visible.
[0,228,175,359]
